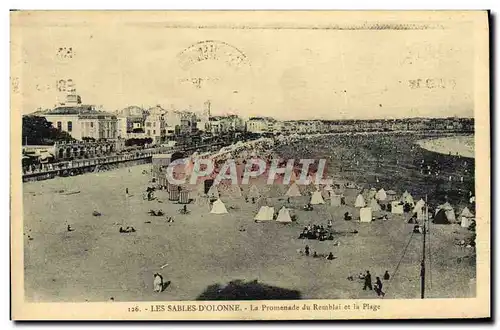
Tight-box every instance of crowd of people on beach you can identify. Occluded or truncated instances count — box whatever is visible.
[298,223,334,241]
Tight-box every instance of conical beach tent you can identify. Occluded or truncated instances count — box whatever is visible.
[370,198,381,212]
[354,194,366,207]
[310,191,325,205]
[254,206,275,222]
[412,198,426,220]
[210,199,228,214]
[286,183,302,197]
[376,188,387,201]
[276,206,292,223]
[403,192,415,206]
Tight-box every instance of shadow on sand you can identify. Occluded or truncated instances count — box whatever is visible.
[196,279,302,300]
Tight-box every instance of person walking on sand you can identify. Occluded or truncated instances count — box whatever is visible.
[363,271,372,290]
[126,188,129,195]
[383,270,390,280]
[305,245,310,256]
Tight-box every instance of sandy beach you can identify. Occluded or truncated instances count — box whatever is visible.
[23,134,476,302]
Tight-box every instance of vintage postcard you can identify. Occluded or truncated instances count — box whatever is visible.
[11,10,490,320]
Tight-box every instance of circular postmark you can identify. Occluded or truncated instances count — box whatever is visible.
[177,40,249,71]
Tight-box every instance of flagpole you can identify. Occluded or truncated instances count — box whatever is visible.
[421,195,428,299]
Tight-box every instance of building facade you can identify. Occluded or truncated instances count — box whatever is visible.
[41,89,118,141]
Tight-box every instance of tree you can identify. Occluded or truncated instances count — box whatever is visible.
[22,116,75,145]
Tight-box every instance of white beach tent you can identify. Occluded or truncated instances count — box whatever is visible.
[460,207,475,228]
[360,207,373,222]
[210,199,228,214]
[412,198,426,220]
[254,206,275,222]
[276,206,292,223]
[354,194,366,208]
[401,191,411,203]
[286,183,302,197]
[310,190,325,205]
[403,192,415,206]
[370,198,382,212]
[376,188,387,202]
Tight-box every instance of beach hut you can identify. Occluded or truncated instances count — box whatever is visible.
[169,187,180,201]
[360,207,373,222]
[254,206,275,222]
[210,199,228,214]
[460,207,475,228]
[276,206,292,223]
[354,194,366,208]
[403,192,415,206]
[370,198,382,212]
[286,183,302,197]
[391,201,404,214]
[376,188,387,202]
[310,191,325,205]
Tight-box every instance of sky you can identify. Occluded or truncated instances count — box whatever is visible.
[12,11,476,120]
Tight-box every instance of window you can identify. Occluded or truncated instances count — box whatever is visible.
[147,130,151,136]
[67,121,73,132]
[90,122,94,128]
[146,122,151,127]
[153,130,156,135]
[57,121,62,130]
[153,122,156,127]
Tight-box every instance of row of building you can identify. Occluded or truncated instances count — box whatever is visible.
[29,84,474,145]
[244,117,475,135]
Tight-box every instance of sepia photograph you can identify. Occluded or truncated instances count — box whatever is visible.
[10,10,490,320]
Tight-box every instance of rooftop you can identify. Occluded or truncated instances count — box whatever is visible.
[41,105,116,118]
